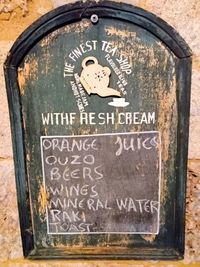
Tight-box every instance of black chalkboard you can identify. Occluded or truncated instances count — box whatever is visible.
[41,131,161,234]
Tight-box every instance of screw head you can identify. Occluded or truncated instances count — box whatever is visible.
[91,14,98,24]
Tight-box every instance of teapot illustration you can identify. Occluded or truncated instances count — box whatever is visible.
[80,56,121,98]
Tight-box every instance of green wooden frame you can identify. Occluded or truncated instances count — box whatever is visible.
[4,1,192,259]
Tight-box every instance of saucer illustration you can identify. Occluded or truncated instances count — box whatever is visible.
[108,98,129,107]
[80,56,121,98]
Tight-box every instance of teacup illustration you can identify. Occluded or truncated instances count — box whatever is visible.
[108,98,129,107]
[80,56,121,98]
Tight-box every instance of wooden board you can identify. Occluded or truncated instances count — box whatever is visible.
[4,0,192,260]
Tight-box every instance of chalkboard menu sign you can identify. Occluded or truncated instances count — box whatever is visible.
[4,1,192,260]
[41,132,160,234]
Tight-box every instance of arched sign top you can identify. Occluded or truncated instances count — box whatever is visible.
[5,0,191,67]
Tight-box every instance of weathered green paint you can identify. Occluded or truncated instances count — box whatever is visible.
[4,1,192,260]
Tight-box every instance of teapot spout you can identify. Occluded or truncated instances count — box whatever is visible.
[96,87,121,97]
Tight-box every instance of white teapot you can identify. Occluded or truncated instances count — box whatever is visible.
[80,56,121,98]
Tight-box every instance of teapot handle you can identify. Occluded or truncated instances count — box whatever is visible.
[82,56,98,69]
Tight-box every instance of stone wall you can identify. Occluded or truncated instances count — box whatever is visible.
[0,1,200,266]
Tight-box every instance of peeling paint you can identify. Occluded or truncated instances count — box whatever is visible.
[40,20,90,48]
[105,26,137,39]
[141,234,156,242]
[18,56,39,96]
[38,184,47,216]
[18,62,30,95]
